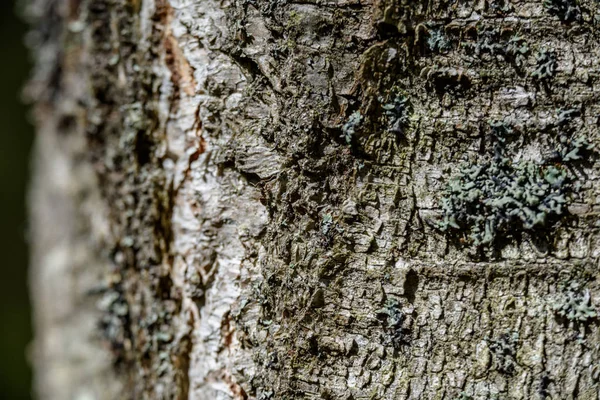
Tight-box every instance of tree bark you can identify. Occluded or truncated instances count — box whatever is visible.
[28,0,600,399]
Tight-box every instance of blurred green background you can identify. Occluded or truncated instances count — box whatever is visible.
[0,0,34,399]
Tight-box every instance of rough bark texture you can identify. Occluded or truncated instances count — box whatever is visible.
[28,0,600,399]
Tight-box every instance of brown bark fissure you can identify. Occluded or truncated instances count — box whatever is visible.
[83,0,195,398]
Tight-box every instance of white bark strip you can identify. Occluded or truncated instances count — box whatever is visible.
[163,1,270,398]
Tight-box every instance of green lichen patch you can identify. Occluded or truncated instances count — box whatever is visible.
[454,392,474,400]
[531,49,557,81]
[437,157,570,246]
[487,331,519,374]
[489,0,513,14]
[436,110,593,247]
[552,281,597,324]
[98,286,131,364]
[547,108,594,162]
[321,213,333,235]
[381,93,412,136]
[463,26,529,72]
[342,111,363,145]
[544,0,581,22]
[376,298,410,348]
[426,27,452,53]
[473,27,504,57]
[558,135,594,162]
[504,35,530,70]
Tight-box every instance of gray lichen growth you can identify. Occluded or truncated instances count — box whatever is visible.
[98,288,130,363]
[551,108,594,162]
[435,114,591,246]
[490,117,516,144]
[487,331,519,374]
[552,281,597,323]
[342,111,363,145]
[475,27,504,57]
[381,94,411,135]
[427,28,451,53]
[543,0,581,22]
[504,35,530,69]
[489,0,512,14]
[455,392,474,400]
[557,108,580,126]
[437,157,570,246]
[469,28,529,70]
[559,135,594,161]
[377,298,409,348]
[321,213,333,235]
[436,105,595,250]
[531,49,557,80]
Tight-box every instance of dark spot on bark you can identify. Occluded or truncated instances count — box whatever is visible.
[68,0,82,19]
[157,273,174,300]
[57,114,77,134]
[538,373,552,398]
[135,130,152,165]
[227,52,272,87]
[310,288,325,308]
[403,269,419,303]
[308,334,319,356]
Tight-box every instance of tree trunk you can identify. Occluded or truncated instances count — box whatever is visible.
[28,0,600,398]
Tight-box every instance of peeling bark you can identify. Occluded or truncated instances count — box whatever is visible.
[29,0,600,399]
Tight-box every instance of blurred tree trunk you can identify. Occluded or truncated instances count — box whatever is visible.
[28,0,600,399]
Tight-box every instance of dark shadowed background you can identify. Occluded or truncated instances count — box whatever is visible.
[0,0,34,398]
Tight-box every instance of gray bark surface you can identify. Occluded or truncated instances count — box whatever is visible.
[28,0,600,399]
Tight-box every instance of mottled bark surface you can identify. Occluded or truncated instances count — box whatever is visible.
[29,0,600,399]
